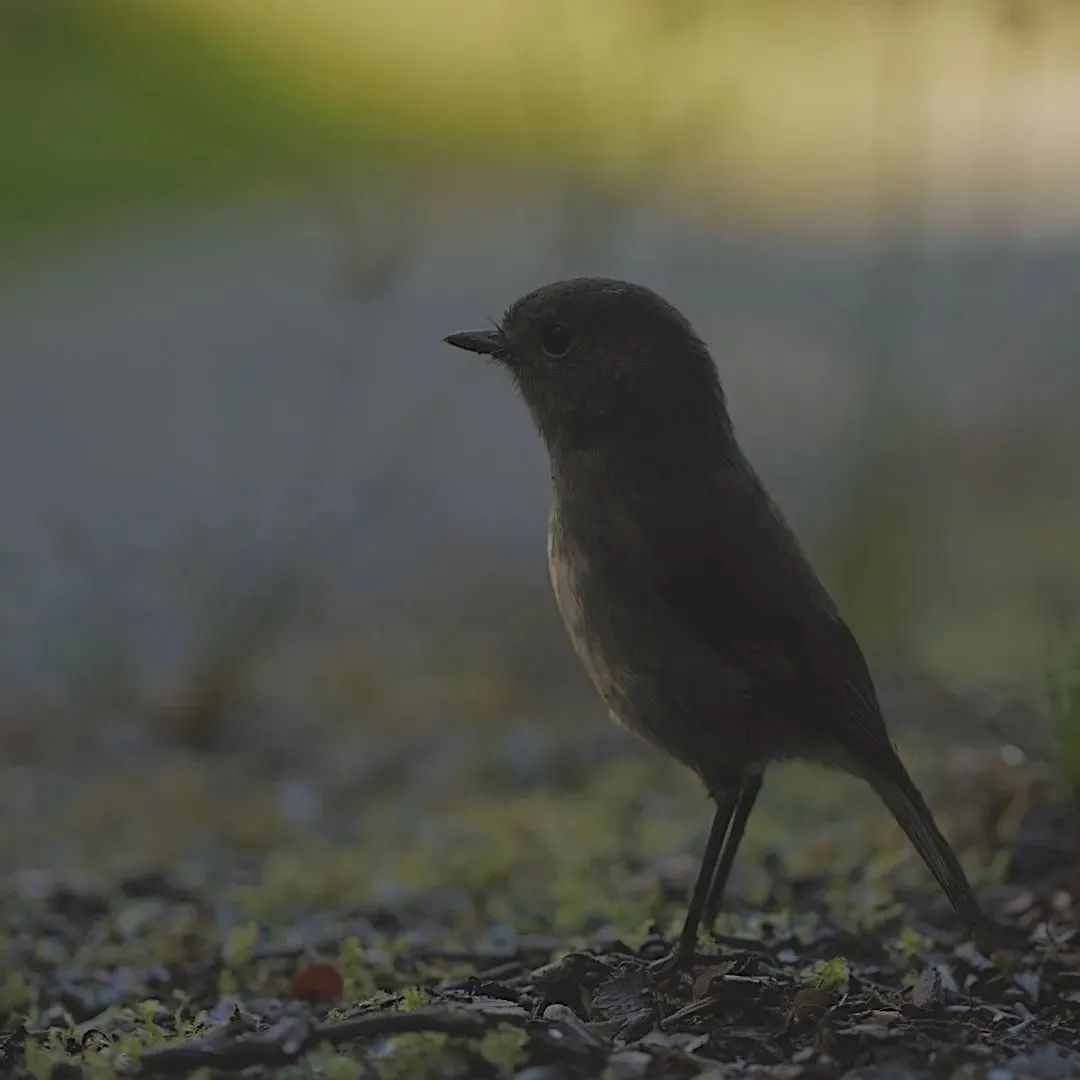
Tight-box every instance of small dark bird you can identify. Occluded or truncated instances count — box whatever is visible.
[445,278,984,971]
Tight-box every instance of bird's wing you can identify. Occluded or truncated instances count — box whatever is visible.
[645,465,897,764]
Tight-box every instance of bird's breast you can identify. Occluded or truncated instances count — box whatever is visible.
[546,512,592,665]
[546,494,770,781]
[546,505,641,730]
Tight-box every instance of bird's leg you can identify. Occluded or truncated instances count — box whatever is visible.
[650,788,739,979]
[704,773,763,928]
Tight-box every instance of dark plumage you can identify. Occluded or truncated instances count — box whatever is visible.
[445,277,984,970]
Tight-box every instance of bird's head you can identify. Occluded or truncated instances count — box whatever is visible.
[444,277,729,457]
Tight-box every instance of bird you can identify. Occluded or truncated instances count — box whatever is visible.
[444,277,984,972]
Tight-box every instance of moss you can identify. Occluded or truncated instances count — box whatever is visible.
[805,957,851,994]
[0,971,30,1013]
[340,936,379,1001]
[478,1025,529,1072]
[892,926,934,965]
[24,1032,70,1080]
[304,1045,367,1080]
[399,986,432,1011]
[223,922,260,968]
[373,1033,450,1080]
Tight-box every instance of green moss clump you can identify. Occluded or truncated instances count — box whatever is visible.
[806,956,851,993]
[478,1024,529,1071]
[374,1033,450,1080]
[398,986,432,1010]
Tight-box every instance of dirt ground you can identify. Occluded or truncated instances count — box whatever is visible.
[1,685,1078,1079]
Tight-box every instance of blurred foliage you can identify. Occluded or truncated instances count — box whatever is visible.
[1,0,356,254]
[180,0,1080,227]
[1045,607,1080,798]
[5,0,1080,256]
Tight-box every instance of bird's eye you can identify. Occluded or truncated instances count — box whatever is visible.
[540,323,573,358]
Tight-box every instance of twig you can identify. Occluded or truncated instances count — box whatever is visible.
[139,1005,527,1074]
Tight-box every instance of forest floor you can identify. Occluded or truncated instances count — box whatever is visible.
[1,685,1078,1079]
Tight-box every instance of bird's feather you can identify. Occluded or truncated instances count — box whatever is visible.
[642,454,900,769]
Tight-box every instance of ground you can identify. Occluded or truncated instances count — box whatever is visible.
[1,679,1078,1079]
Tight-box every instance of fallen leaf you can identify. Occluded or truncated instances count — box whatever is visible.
[845,1021,893,1040]
[691,961,736,1000]
[289,962,344,1002]
[1014,970,1041,1003]
[911,967,942,1011]
[791,986,836,1021]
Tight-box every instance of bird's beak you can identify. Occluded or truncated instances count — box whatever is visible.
[443,329,505,357]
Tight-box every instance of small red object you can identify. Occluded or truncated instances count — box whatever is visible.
[289,961,344,1001]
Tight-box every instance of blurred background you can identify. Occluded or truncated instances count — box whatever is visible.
[2,0,1080,912]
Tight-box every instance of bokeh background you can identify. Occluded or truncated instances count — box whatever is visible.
[3,0,1080,913]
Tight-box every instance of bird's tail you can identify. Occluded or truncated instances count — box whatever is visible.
[870,765,985,935]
